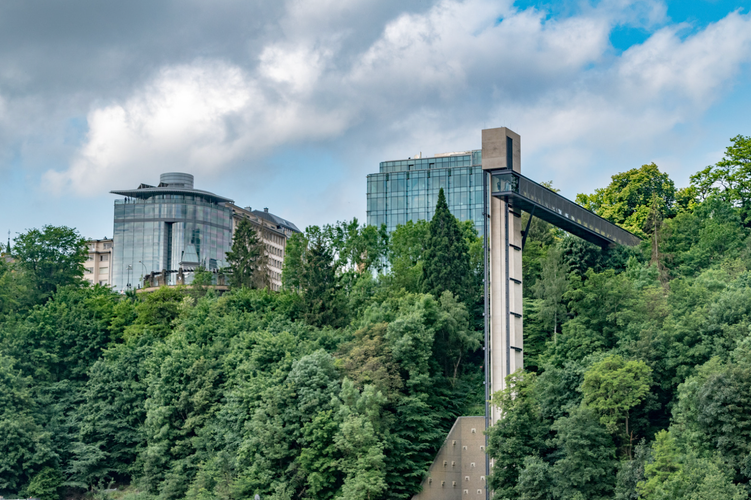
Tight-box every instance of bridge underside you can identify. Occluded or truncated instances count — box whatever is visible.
[490,170,642,248]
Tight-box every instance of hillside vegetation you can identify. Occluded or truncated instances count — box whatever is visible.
[1,135,750,500]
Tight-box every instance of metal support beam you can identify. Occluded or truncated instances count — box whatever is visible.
[521,205,535,250]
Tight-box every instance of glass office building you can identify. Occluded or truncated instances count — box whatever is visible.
[366,150,485,234]
[111,173,234,291]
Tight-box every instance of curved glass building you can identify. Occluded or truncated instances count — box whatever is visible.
[111,173,234,291]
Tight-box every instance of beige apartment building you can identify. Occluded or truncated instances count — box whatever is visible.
[85,238,113,286]
[228,205,299,292]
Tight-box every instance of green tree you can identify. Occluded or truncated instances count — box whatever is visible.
[68,337,152,488]
[637,430,682,499]
[225,218,268,290]
[422,188,471,304]
[691,134,751,224]
[122,285,185,340]
[576,163,676,237]
[487,370,550,500]
[671,342,751,472]
[322,219,389,274]
[638,430,745,500]
[12,225,88,302]
[334,379,388,500]
[550,407,617,500]
[0,257,32,316]
[388,220,430,294]
[0,355,55,493]
[533,245,570,344]
[190,265,214,298]
[299,235,347,328]
[282,232,309,291]
[25,467,63,500]
[581,355,652,455]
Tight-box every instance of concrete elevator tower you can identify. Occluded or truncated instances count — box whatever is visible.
[411,128,640,500]
[482,127,523,425]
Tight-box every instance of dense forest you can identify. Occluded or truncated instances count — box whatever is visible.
[0,135,749,500]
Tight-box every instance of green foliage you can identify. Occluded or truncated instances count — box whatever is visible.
[581,355,652,450]
[25,467,64,500]
[225,218,268,289]
[550,407,617,500]
[422,188,472,304]
[282,232,308,291]
[299,235,347,328]
[0,257,33,316]
[487,370,550,499]
[0,354,55,492]
[638,430,745,500]
[123,286,186,339]
[691,134,751,224]
[576,163,676,237]
[322,218,389,274]
[68,337,152,487]
[12,225,88,303]
[388,220,429,294]
[533,245,569,343]
[2,137,751,500]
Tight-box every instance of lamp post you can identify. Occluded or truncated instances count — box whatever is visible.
[138,261,147,288]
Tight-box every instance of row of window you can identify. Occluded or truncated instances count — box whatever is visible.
[368,173,484,194]
[85,266,109,274]
[269,257,283,269]
[378,152,481,174]
[266,244,283,257]
[267,270,281,282]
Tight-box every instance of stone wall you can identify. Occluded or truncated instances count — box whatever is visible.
[411,416,487,500]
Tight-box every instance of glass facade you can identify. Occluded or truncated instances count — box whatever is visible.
[112,190,233,291]
[366,150,485,234]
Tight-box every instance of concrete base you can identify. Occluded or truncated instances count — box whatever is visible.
[411,417,487,500]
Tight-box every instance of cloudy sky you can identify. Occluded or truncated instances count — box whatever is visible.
[1,0,750,240]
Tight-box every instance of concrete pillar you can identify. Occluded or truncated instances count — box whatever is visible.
[482,127,523,425]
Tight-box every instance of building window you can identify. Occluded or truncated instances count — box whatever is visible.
[100,254,109,262]
[85,267,94,274]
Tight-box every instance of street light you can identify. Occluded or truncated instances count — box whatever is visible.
[126,265,132,291]
[138,260,147,288]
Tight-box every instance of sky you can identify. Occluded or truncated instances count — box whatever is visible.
[1,0,750,241]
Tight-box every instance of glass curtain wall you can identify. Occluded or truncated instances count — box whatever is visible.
[112,195,232,291]
[366,150,485,235]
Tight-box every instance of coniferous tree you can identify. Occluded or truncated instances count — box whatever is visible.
[423,188,471,304]
[300,236,346,328]
[225,218,268,289]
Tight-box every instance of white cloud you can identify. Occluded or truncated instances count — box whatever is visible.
[44,60,352,194]
[42,0,751,213]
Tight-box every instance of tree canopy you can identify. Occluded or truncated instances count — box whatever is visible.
[2,134,751,500]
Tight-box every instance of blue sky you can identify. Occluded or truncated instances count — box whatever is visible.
[0,0,749,242]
